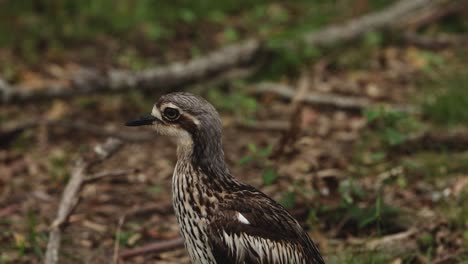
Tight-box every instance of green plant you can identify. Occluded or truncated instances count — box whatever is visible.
[305,208,320,231]
[147,185,164,195]
[223,27,239,42]
[26,211,44,258]
[279,191,296,209]
[117,231,133,246]
[364,107,421,147]
[334,179,401,234]
[237,143,272,165]
[262,168,278,186]
[237,143,278,186]
[339,179,365,205]
[403,152,468,180]
[417,232,435,252]
[48,150,70,182]
[424,73,468,126]
[207,89,257,119]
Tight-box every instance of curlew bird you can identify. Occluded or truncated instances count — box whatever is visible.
[126,92,325,264]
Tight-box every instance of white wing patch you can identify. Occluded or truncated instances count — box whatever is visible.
[220,231,306,264]
[237,212,250,225]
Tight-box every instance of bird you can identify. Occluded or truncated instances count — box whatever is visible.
[126,92,325,264]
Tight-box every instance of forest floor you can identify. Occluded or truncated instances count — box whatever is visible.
[1,1,468,263]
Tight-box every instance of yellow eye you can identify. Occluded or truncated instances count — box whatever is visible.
[164,107,180,121]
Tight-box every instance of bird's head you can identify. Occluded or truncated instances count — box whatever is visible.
[126,92,223,158]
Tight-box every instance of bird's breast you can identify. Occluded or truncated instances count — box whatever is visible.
[172,164,218,263]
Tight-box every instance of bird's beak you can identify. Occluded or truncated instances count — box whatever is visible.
[125,113,160,126]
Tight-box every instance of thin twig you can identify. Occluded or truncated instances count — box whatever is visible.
[86,168,138,183]
[124,203,174,218]
[44,138,123,264]
[0,118,154,146]
[119,237,185,259]
[364,228,418,256]
[390,127,468,155]
[270,68,312,159]
[113,216,126,264]
[0,204,20,218]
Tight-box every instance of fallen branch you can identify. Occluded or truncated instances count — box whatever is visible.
[120,237,185,259]
[0,118,154,146]
[301,0,439,47]
[391,127,468,154]
[403,32,468,49]
[402,0,468,30]
[252,82,418,113]
[1,41,260,104]
[0,0,443,104]
[364,228,418,256]
[44,138,123,264]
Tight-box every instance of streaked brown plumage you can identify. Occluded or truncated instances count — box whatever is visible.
[126,92,325,264]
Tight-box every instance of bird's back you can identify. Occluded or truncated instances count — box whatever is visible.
[207,183,324,264]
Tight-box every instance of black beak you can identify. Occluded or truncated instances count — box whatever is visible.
[125,114,159,126]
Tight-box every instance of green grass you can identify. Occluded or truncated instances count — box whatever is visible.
[403,151,468,180]
[424,73,468,126]
[0,0,400,68]
[441,190,468,231]
[208,89,257,119]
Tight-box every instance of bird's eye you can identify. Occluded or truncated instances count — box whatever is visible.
[163,107,180,121]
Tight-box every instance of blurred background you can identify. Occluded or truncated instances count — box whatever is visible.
[1,0,467,263]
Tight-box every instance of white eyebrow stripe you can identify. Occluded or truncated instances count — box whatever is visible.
[161,102,180,110]
[151,105,162,120]
[237,212,250,225]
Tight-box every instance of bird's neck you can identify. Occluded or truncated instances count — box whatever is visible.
[177,130,229,175]
[176,133,230,182]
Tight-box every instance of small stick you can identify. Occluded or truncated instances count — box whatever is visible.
[0,118,154,144]
[120,237,185,259]
[270,67,312,159]
[0,204,20,218]
[86,168,138,182]
[113,216,126,264]
[124,203,173,218]
[44,138,123,264]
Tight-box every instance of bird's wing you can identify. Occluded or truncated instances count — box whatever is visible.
[207,189,325,264]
